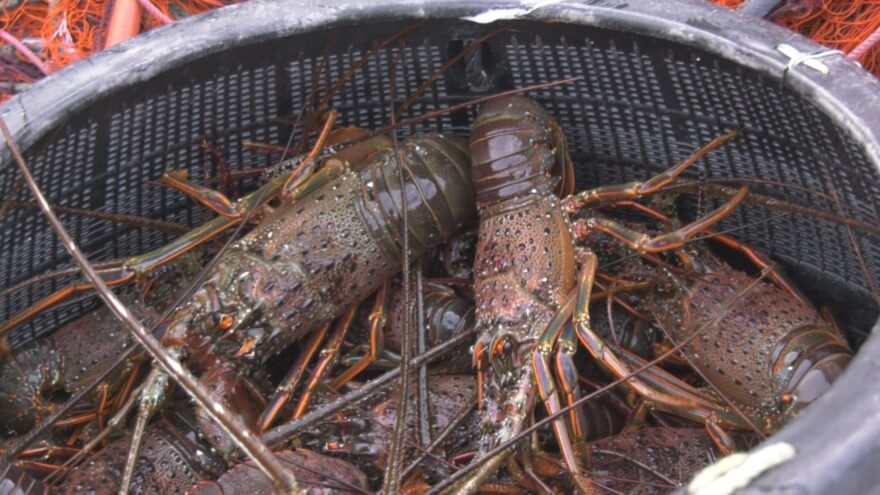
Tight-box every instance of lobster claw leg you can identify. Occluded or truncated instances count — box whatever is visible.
[329,278,391,390]
[532,291,594,495]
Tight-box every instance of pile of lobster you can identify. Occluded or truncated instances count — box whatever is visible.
[0,79,858,493]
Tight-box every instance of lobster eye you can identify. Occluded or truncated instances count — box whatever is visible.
[215,312,235,331]
[488,335,519,376]
[503,340,513,354]
[491,335,515,359]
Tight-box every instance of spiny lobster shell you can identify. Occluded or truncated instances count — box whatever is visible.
[651,255,852,429]
[190,449,369,495]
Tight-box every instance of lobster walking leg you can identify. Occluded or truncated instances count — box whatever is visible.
[554,320,590,454]
[573,186,748,253]
[291,305,357,419]
[157,169,246,219]
[561,130,739,211]
[532,293,593,494]
[603,199,809,304]
[330,278,391,389]
[260,323,332,432]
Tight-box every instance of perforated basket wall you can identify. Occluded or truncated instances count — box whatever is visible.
[0,3,877,345]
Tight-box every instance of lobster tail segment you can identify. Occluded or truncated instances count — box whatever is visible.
[360,133,475,258]
[469,95,562,210]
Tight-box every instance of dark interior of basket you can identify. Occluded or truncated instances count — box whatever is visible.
[1,19,878,350]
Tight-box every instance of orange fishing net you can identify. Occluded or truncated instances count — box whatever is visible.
[777,1,880,74]
[713,1,880,76]
[0,0,235,101]
[0,0,878,102]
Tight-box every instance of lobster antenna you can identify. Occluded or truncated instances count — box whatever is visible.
[661,179,880,236]
[415,259,433,456]
[381,41,412,495]
[0,118,301,493]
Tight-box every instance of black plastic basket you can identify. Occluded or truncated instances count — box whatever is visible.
[1,0,878,492]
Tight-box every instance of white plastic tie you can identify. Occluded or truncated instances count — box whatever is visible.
[688,442,796,495]
[462,0,565,24]
[777,44,842,83]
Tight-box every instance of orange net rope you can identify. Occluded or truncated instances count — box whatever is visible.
[776,1,880,74]
[0,0,878,102]
[713,0,880,76]
[0,0,235,101]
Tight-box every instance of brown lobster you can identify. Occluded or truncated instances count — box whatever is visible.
[124,129,475,474]
[452,94,851,493]
[0,127,476,493]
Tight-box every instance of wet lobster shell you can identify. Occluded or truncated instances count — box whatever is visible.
[0,457,52,495]
[0,303,158,436]
[468,95,576,448]
[586,428,718,495]
[300,374,478,484]
[648,254,853,430]
[167,133,475,366]
[385,281,475,374]
[190,449,369,495]
[60,411,225,494]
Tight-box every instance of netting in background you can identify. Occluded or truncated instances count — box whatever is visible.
[714,1,880,74]
[0,0,878,102]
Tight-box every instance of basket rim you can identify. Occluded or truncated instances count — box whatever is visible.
[0,1,878,492]
[0,0,879,170]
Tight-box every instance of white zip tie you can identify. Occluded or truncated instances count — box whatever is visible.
[688,442,796,495]
[462,0,565,24]
[777,44,842,84]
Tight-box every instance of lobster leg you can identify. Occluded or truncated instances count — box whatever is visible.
[553,321,590,457]
[474,332,491,408]
[622,399,650,432]
[291,304,357,419]
[706,417,737,456]
[157,170,244,219]
[96,382,110,438]
[259,322,332,432]
[532,293,594,495]
[121,367,170,493]
[604,199,810,305]
[572,187,749,253]
[329,278,391,389]
[562,130,739,211]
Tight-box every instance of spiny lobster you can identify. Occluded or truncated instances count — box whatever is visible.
[453,94,851,493]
